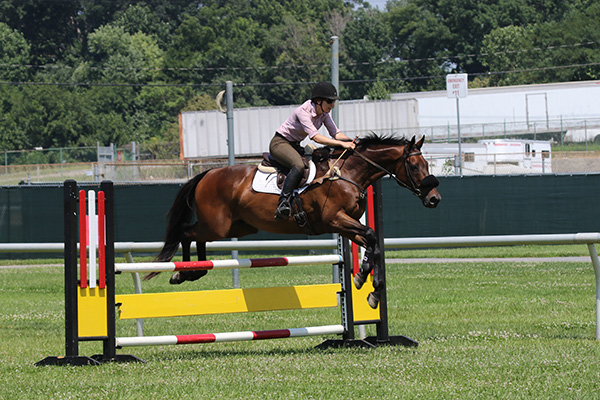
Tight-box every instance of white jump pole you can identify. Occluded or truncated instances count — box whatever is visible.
[116,325,345,347]
[87,190,97,288]
[115,254,343,273]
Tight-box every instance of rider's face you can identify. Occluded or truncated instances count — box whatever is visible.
[318,99,336,114]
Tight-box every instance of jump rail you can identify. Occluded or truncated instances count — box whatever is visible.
[3,233,599,254]
[114,255,343,273]
[116,325,345,347]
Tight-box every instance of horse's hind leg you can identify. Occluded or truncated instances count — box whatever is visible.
[169,240,208,284]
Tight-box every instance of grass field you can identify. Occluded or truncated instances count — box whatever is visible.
[2,245,600,399]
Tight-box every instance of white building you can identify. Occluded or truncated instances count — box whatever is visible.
[391,80,600,142]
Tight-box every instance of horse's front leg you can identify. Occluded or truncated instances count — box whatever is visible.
[332,213,382,309]
[368,252,383,309]
[352,227,383,309]
[352,227,378,290]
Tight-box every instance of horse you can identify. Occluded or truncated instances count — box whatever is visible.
[146,134,441,309]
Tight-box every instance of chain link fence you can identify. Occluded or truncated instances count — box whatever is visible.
[3,115,600,185]
[2,150,599,186]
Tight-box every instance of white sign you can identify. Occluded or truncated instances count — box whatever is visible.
[446,73,468,98]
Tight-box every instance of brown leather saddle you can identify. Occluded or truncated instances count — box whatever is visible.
[258,146,331,190]
[258,154,312,189]
[258,147,333,231]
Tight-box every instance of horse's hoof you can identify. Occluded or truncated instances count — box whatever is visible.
[169,272,183,285]
[170,270,208,284]
[353,274,365,290]
[367,292,379,309]
[188,270,208,281]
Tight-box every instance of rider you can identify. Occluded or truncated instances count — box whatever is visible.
[269,81,356,220]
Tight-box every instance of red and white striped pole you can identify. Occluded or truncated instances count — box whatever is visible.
[115,254,343,273]
[116,325,344,347]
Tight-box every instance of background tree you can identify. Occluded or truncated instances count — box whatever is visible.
[341,9,393,99]
[0,22,30,81]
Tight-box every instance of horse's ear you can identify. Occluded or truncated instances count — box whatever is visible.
[408,135,416,151]
[416,136,425,149]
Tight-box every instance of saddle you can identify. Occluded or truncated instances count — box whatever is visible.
[258,146,333,230]
[258,145,331,190]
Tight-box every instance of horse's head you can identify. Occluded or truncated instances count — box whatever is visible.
[354,134,441,208]
[400,136,441,208]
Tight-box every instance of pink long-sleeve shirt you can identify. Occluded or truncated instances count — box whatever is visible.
[277,100,341,142]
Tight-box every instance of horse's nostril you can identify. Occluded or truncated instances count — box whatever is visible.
[429,195,440,206]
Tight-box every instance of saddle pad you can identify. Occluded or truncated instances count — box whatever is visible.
[252,161,317,195]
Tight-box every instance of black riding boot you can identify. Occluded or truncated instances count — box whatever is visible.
[275,166,303,220]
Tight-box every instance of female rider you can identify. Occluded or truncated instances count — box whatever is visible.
[269,82,356,220]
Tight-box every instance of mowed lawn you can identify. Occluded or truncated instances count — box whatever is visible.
[2,246,600,399]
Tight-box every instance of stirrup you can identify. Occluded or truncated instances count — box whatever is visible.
[274,198,291,220]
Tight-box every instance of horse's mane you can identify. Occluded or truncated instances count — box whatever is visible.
[312,133,411,163]
[355,133,411,150]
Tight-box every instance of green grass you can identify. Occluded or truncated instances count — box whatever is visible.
[2,246,600,399]
[387,244,591,259]
[553,142,600,152]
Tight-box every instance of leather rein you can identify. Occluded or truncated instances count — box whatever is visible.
[333,148,427,198]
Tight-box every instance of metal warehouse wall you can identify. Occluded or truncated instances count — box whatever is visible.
[180,98,419,158]
[1,174,599,246]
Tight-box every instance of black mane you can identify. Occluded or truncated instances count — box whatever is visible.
[312,133,413,162]
[355,133,412,149]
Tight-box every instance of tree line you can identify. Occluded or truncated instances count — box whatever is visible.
[0,0,598,160]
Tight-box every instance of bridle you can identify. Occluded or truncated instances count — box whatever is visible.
[350,147,439,198]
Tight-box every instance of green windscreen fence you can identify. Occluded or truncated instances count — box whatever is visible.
[1,174,599,246]
[380,174,600,237]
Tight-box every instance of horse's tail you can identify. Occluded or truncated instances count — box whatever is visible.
[144,170,210,280]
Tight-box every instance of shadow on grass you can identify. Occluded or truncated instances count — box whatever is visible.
[140,343,416,362]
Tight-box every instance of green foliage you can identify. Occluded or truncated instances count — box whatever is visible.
[481,25,535,86]
[480,2,600,86]
[366,80,391,100]
[0,22,30,81]
[182,93,219,112]
[0,0,597,154]
[341,9,394,98]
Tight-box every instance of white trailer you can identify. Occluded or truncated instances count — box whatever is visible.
[422,139,552,175]
[179,98,419,159]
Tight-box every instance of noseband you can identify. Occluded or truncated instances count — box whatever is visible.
[352,149,439,198]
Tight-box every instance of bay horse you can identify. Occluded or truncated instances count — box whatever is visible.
[147,134,441,309]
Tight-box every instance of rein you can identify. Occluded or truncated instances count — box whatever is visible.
[351,149,424,197]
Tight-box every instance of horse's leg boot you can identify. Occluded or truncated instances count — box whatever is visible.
[275,166,302,220]
[169,270,208,284]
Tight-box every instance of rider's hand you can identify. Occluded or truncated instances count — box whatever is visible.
[342,141,356,150]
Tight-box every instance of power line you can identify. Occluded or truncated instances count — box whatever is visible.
[1,61,599,89]
[0,80,221,88]
[0,41,597,73]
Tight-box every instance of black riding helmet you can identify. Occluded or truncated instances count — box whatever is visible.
[311,82,339,101]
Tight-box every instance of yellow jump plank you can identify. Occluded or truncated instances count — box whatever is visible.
[78,287,108,337]
[351,274,381,323]
[116,283,341,320]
